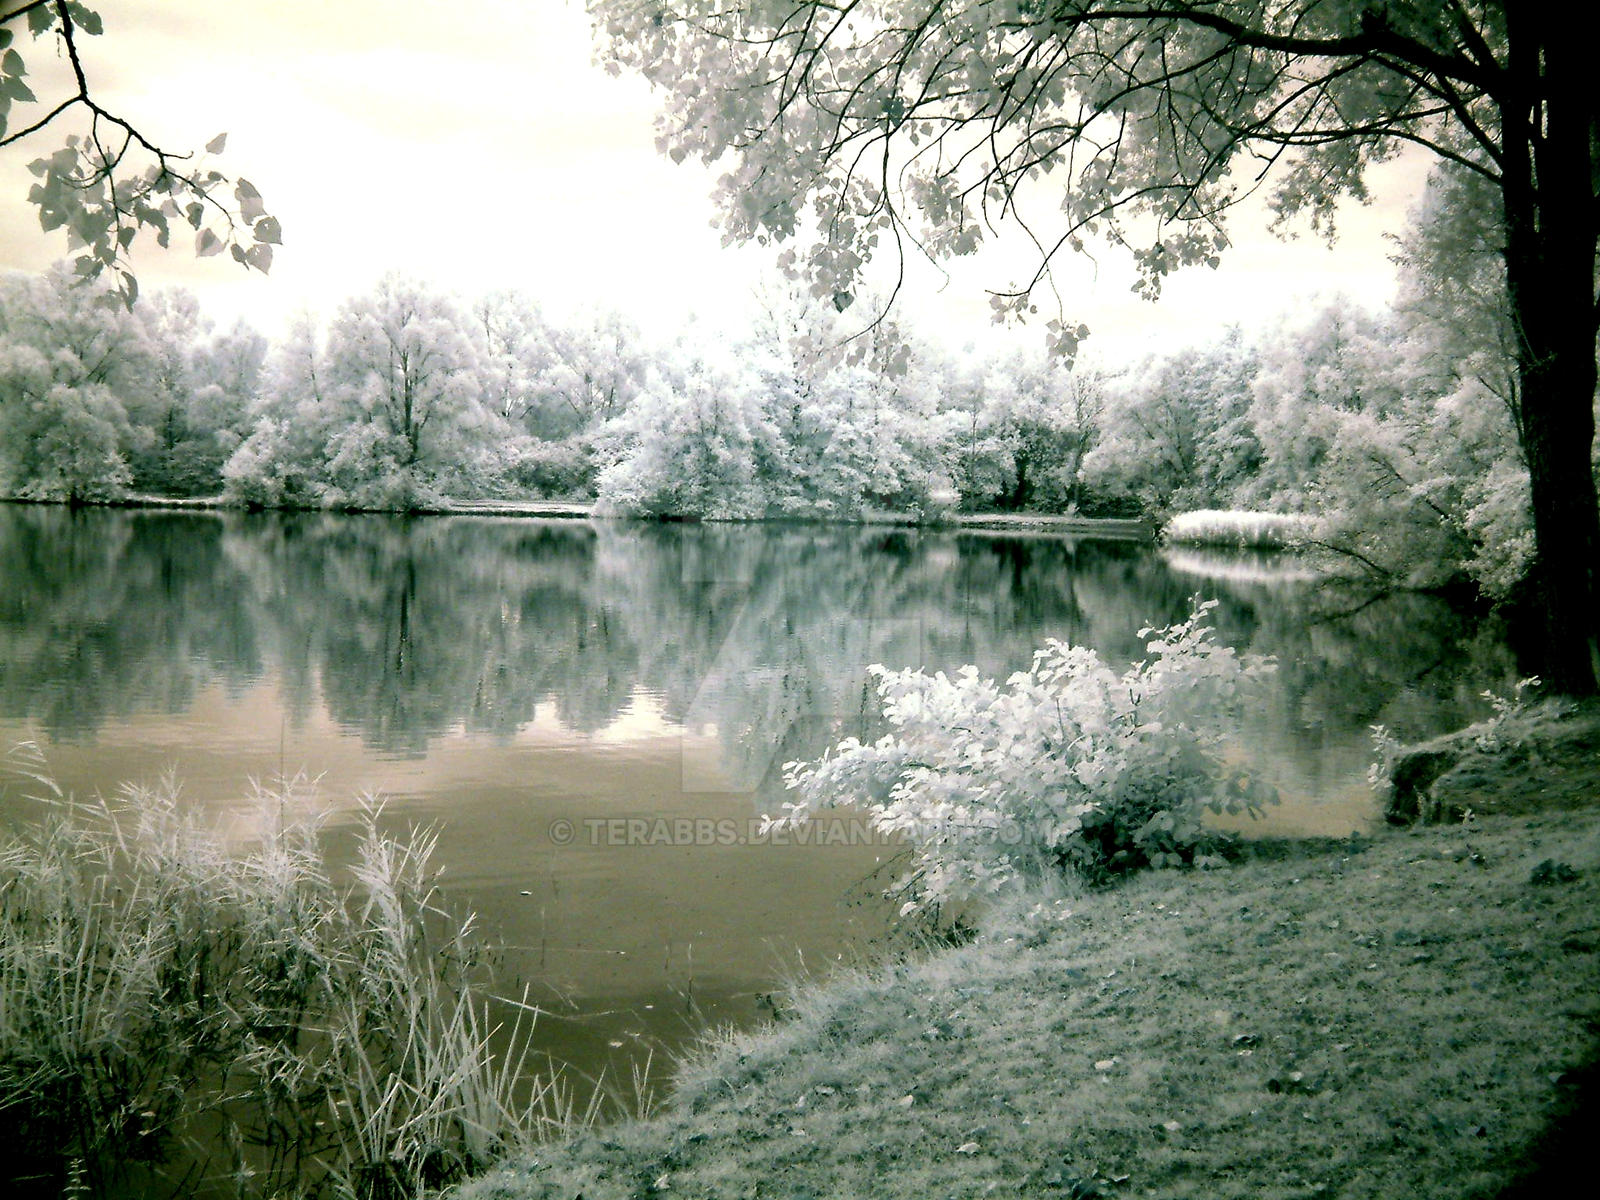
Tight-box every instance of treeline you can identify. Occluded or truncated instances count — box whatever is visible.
[0,266,1107,520]
[1,166,1579,599]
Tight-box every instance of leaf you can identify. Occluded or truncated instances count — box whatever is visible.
[66,4,104,36]
[205,132,228,154]
[236,178,265,223]
[196,228,223,256]
[2,48,23,76]
[28,5,54,34]
[253,214,282,245]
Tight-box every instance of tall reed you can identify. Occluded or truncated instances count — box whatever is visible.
[1162,508,1316,550]
[0,756,569,1200]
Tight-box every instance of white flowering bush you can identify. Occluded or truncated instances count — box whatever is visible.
[773,601,1275,912]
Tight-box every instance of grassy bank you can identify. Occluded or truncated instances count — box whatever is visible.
[455,804,1600,1200]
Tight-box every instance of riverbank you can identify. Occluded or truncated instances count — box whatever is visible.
[2,494,1154,537]
[455,797,1600,1199]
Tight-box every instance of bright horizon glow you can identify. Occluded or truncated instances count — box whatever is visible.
[0,0,1430,362]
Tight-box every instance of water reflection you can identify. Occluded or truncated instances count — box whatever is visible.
[0,505,1517,1079]
[1,505,1516,803]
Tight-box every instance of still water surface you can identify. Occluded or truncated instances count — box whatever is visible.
[0,504,1517,1080]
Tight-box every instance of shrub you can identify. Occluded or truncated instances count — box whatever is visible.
[773,601,1276,912]
[500,435,598,499]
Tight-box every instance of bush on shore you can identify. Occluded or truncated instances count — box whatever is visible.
[774,601,1277,913]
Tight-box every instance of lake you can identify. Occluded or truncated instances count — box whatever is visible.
[0,504,1517,1090]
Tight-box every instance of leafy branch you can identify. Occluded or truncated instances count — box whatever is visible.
[0,0,279,307]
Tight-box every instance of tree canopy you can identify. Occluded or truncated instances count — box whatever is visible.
[593,0,1600,693]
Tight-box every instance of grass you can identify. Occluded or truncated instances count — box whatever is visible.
[452,804,1600,1200]
[0,755,607,1200]
[1163,510,1316,550]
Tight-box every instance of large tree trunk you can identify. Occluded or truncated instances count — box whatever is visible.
[1512,287,1600,696]
[1501,16,1600,696]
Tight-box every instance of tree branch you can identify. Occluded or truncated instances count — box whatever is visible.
[1061,2,1501,94]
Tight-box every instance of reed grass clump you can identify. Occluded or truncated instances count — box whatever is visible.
[1162,509,1316,550]
[0,761,567,1200]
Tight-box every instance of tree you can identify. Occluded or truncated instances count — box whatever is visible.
[1389,163,1536,596]
[0,265,145,500]
[745,283,950,515]
[532,308,649,436]
[1,2,278,306]
[594,1,1600,693]
[946,344,1105,512]
[469,295,650,498]
[187,317,269,473]
[321,276,486,509]
[122,287,213,494]
[1086,331,1257,516]
[595,346,779,518]
[1245,298,1399,509]
[223,312,337,508]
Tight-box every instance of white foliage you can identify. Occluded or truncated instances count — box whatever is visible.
[774,600,1274,912]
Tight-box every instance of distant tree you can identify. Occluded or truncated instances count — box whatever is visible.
[471,291,547,430]
[1280,186,1544,596]
[1390,164,1536,595]
[1087,332,1257,516]
[533,308,649,437]
[1245,299,1399,508]
[0,2,277,305]
[0,376,131,502]
[188,317,268,466]
[594,0,1600,692]
[946,344,1105,512]
[596,347,778,518]
[994,349,1104,512]
[122,287,217,495]
[222,313,334,508]
[745,285,949,515]
[470,296,652,498]
[321,277,486,509]
[0,266,144,500]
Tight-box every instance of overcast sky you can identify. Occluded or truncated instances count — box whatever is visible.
[0,0,1431,359]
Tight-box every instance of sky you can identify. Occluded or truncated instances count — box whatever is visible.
[0,0,1433,361]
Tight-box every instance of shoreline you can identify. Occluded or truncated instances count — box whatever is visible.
[0,494,1154,538]
[454,799,1600,1200]
[451,709,1600,1199]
